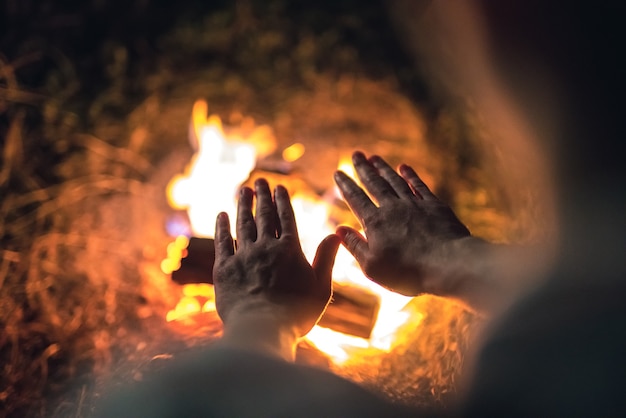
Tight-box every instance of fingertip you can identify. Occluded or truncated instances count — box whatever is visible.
[239,186,253,198]
[322,233,342,247]
[336,226,349,240]
[324,234,342,259]
[254,178,270,195]
[254,177,268,187]
[317,234,342,258]
[216,212,230,230]
[334,170,346,182]
[215,212,235,259]
[275,184,288,196]
[398,164,415,179]
[313,234,342,279]
[398,164,413,174]
[352,150,368,162]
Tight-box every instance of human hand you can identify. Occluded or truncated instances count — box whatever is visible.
[334,151,471,297]
[213,179,341,342]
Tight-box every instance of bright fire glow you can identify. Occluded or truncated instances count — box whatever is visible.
[163,100,415,362]
[282,142,306,162]
[337,154,358,180]
[161,235,189,275]
[167,103,256,236]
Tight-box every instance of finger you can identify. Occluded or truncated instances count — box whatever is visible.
[399,164,438,201]
[236,187,256,245]
[255,178,277,239]
[312,234,342,287]
[369,155,415,200]
[274,185,299,241]
[334,170,377,223]
[214,212,234,265]
[336,226,369,265]
[352,151,398,203]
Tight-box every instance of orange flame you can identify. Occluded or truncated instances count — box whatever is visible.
[163,100,415,362]
[282,142,306,162]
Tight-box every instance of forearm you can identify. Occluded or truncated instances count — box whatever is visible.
[427,237,551,315]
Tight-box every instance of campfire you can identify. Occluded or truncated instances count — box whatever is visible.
[161,100,416,364]
[1,1,540,415]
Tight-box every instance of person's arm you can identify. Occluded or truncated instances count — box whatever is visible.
[334,151,547,314]
[212,179,341,361]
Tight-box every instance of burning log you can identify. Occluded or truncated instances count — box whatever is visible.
[171,237,380,339]
[170,237,215,285]
[320,282,380,340]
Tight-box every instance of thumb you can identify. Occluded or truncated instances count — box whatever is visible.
[312,234,342,283]
[336,226,369,265]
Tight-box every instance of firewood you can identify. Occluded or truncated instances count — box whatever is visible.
[318,282,380,339]
[171,237,215,285]
[171,237,380,338]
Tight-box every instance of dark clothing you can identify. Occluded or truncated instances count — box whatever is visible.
[465,271,626,417]
[97,266,626,417]
[95,346,419,418]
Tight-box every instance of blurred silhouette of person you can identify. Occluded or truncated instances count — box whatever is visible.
[95,1,626,417]
[383,1,626,415]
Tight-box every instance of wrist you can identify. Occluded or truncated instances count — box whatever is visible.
[428,236,544,315]
[422,236,490,301]
[220,304,300,362]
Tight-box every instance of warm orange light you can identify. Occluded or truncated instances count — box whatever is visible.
[337,154,358,181]
[183,283,214,298]
[335,154,362,200]
[202,300,216,312]
[160,235,189,275]
[166,102,260,237]
[163,100,416,363]
[166,296,202,322]
[282,143,306,162]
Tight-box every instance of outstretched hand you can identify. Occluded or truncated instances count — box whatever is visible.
[213,179,341,342]
[334,151,471,297]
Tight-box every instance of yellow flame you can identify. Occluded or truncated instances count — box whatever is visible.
[192,100,209,143]
[337,154,358,180]
[183,283,214,298]
[202,300,216,312]
[335,154,361,199]
[306,327,369,364]
[167,104,257,237]
[282,143,306,162]
[166,296,202,322]
[163,100,416,362]
[165,285,216,323]
[160,235,189,275]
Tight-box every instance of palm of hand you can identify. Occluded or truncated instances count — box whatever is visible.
[359,199,470,295]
